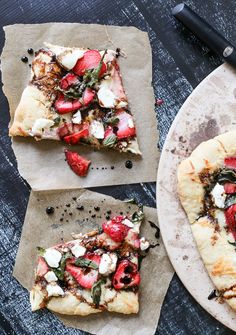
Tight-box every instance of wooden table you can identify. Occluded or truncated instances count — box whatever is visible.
[0,0,235,334]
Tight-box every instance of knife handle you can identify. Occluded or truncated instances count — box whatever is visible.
[172,3,236,67]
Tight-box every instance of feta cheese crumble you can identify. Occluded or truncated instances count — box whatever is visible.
[44,271,58,282]
[211,183,226,209]
[99,253,117,276]
[97,86,117,108]
[128,118,134,129]
[122,218,134,228]
[46,283,64,297]
[59,49,85,70]
[31,118,54,136]
[90,120,105,139]
[70,243,86,258]
[72,110,82,124]
[44,248,62,268]
[140,237,150,251]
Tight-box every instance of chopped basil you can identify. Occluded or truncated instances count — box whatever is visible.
[84,49,107,88]
[103,134,117,147]
[53,252,72,281]
[218,169,236,184]
[36,246,46,256]
[132,209,144,223]
[224,195,236,209]
[228,240,236,247]
[53,116,61,127]
[91,279,105,308]
[74,258,98,270]
[104,116,119,126]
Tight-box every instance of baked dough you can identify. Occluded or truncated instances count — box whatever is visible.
[178,130,236,310]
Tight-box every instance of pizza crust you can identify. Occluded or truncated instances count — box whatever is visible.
[177,130,236,310]
[30,284,139,315]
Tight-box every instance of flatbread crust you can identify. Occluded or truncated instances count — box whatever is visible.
[177,130,236,311]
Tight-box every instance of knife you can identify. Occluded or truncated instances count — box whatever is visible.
[172,3,236,68]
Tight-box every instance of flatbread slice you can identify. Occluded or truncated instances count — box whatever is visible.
[30,210,150,315]
[10,43,141,155]
[177,130,236,311]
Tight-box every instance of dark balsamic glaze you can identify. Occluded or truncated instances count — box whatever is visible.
[66,204,71,207]
[125,160,133,169]
[69,213,73,216]
[106,210,111,215]
[138,254,146,270]
[21,56,28,63]
[148,221,160,239]
[64,209,67,212]
[111,166,114,170]
[106,215,110,220]
[72,197,77,201]
[116,48,121,58]
[60,218,63,222]
[77,205,84,210]
[27,48,34,54]
[120,212,123,215]
[145,243,159,253]
[94,206,100,211]
[46,206,54,215]
[91,214,96,218]
[208,290,218,300]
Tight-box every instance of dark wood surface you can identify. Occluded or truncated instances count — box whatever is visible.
[0,0,235,334]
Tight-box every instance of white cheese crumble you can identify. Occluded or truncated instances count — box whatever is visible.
[59,49,85,70]
[97,86,117,108]
[31,118,54,136]
[116,100,128,108]
[72,110,82,124]
[46,283,64,297]
[44,271,58,282]
[90,120,105,139]
[128,118,134,129]
[140,237,150,251]
[211,183,226,209]
[99,253,117,276]
[122,218,134,228]
[70,244,86,258]
[44,248,62,268]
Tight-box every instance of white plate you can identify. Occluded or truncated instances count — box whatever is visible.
[157,63,236,331]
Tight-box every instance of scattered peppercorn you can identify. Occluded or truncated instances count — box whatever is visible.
[27,48,34,54]
[94,206,100,211]
[21,56,28,63]
[46,206,54,215]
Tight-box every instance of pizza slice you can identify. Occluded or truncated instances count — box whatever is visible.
[177,130,236,311]
[9,43,141,155]
[30,210,150,315]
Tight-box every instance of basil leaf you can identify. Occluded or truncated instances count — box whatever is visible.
[218,169,236,184]
[91,279,105,308]
[84,49,107,87]
[53,252,72,281]
[104,117,119,126]
[228,240,236,247]
[36,246,46,256]
[132,210,144,223]
[53,116,61,127]
[225,195,236,209]
[75,258,98,270]
[103,134,117,148]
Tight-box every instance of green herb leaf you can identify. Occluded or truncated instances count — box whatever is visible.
[75,258,98,270]
[84,49,107,88]
[228,240,236,247]
[53,252,72,281]
[132,210,144,224]
[225,195,236,209]
[218,169,236,184]
[103,134,117,148]
[105,117,119,126]
[53,116,61,127]
[91,279,105,308]
[36,246,46,256]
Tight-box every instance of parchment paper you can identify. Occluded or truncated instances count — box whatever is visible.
[1,23,159,190]
[13,189,173,335]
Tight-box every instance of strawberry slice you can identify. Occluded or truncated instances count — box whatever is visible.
[73,50,106,77]
[36,256,49,277]
[57,123,74,139]
[64,128,89,145]
[112,260,140,290]
[225,204,236,240]
[83,87,95,105]
[224,157,236,169]
[102,216,130,243]
[224,183,236,194]
[65,263,98,289]
[83,253,101,267]
[60,73,79,90]
[55,94,82,114]
[64,149,91,177]
[116,111,136,140]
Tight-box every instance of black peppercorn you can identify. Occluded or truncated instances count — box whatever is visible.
[46,206,54,215]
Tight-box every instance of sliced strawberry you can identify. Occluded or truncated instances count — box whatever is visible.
[102,215,130,243]
[73,50,106,77]
[224,183,236,194]
[112,260,140,290]
[65,263,98,289]
[116,111,136,140]
[36,256,49,277]
[104,126,114,139]
[83,87,95,105]
[225,204,236,240]
[125,230,140,249]
[57,122,74,139]
[64,149,91,177]
[83,253,101,267]
[55,94,82,114]
[224,157,236,170]
[64,128,89,145]
[60,73,79,90]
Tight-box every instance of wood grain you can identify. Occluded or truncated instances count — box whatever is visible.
[0,0,235,334]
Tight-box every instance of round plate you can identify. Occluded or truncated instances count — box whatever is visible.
[157,63,236,331]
